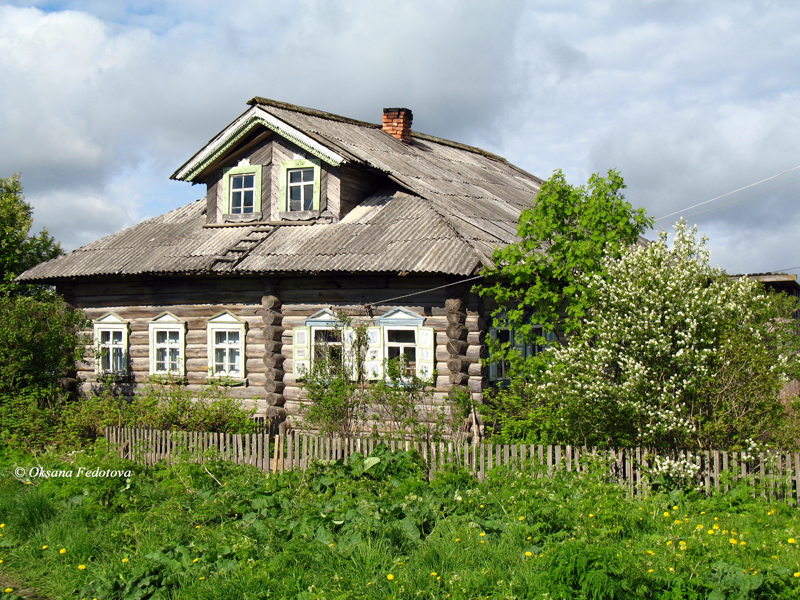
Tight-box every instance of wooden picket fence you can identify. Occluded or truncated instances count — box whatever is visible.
[103,426,800,504]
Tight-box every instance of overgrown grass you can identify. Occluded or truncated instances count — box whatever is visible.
[2,442,800,599]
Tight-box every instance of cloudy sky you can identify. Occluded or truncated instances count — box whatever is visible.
[1,0,798,275]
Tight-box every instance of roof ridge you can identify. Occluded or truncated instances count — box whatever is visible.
[249,96,509,162]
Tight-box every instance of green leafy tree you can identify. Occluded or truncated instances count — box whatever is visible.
[491,221,800,450]
[478,169,653,347]
[0,174,62,295]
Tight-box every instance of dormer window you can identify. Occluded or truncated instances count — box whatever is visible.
[279,158,321,220]
[230,173,255,213]
[222,163,262,220]
[287,167,315,211]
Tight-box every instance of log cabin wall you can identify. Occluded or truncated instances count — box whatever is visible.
[60,273,488,432]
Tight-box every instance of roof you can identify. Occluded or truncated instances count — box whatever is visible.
[19,98,542,282]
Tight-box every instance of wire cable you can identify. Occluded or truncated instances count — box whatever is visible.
[369,274,484,307]
[669,176,800,221]
[654,164,800,222]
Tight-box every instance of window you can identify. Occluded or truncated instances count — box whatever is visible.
[222,163,262,217]
[279,158,321,218]
[366,309,435,380]
[488,324,555,382]
[148,313,187,376]
[293,309,345,379]
[93,313,129,376]
[207,312,247,380]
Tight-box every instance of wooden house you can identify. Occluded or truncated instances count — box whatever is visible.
[18,98,543,431]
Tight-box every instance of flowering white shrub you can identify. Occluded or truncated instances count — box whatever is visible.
[498,220,799,449]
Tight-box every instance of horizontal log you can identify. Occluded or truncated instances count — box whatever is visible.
[468,376,488,393]
[468,362,484,376]
[261,295,282,310]
[262,354,286,369]
[261,310,282,326]
[264,380,285,394]
[264,368,285,382]
[447,357,470,373]
[265,406,286,419]
[446,339,468,355]
[263,326,284,341]
[445,298,464,312]
[465,344,486,363]
[447,311,467,325]
[449,371,468,385]
[264,392,285,407]
[446,323,468,340]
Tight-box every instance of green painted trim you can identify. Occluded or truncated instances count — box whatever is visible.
[222,164,262,215]
[279,159,321,213]
[184,117,342,182]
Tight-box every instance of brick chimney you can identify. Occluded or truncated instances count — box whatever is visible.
[382,108,413,143]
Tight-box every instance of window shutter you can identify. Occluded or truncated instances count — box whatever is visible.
[417,326,435,378]
[513,330,526,358]
[343,327,359,381]
[292,326,311,380]
[365,326,384,380]
[488,326,498,381]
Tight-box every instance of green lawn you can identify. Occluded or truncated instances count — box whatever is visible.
[2,442,800,599]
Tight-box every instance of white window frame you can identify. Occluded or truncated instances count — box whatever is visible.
[206,312,247,381]
[93,313,130,376]
[278,158,321,218]
[148,313,187,377]
[373,308,435,381]
[222,163,262,217]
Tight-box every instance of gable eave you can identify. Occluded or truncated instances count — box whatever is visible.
[171,105,350,183]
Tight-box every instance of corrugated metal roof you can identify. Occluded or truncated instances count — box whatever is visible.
[20,98,542,282]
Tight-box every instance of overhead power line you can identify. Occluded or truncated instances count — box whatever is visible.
[654,164,800,223]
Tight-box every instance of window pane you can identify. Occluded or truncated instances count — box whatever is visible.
[101,352,111,371]
[156,331,168,344]
[215,331,228,345]
[228,331,240,344]
[112,348,124,371]
[168,331,180,343]
[156,348,167,371]
[302,168,314,182]
[231,191,242,213]
[289,170,302,183]
[388,329,415,344]
[243,175,254,188]
[303,184,314,210]
[243,190,254,211]
[498,329,511,344]
[100,330,111,344]
[229,348,240,370]
[169,348,180,371]
[232,175,243,189]
[112,331,122,343]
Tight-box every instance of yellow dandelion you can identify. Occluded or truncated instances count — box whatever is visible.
[519,516,525,521]
[387,574,394,581]
[708,530,715,535]
[772,555,778,559]
[795,572,800,578]
[41,545,48,550]
[60,548,66,554]
[437,576,441,580]
[0,524,4,527]
[199,576,205,580]
[729,539,738,544]
[647,550,655,555]
[367,582,373,586]
[664,512,671,517]
[455,538,461,542]
[790,538,797,544]
[430,572,437,576]
[122,558,129,563]
[193,558,199,563]
[480,505,484,508]
[740,541,747,546]
[673,506,678,510]
[525,551,533,556]
[527,536,532,540]
[700,511,706,515]
[714,517,719,521]
[195,525,201,529]
[667,541,673,545]
[4,588,12,593]
[0,559,3,564]
[696,524,704,530]
[78,564,86,570]
[480,532,486,537]
[674,520,683,525]
[648,569,654,573]
[589,514,595,518]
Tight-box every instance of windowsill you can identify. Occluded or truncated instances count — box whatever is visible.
[149,374,188,385]
[223,212,263,223]
[96,372,132,383]
[206,376,248,387]
[278,210,319,222]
